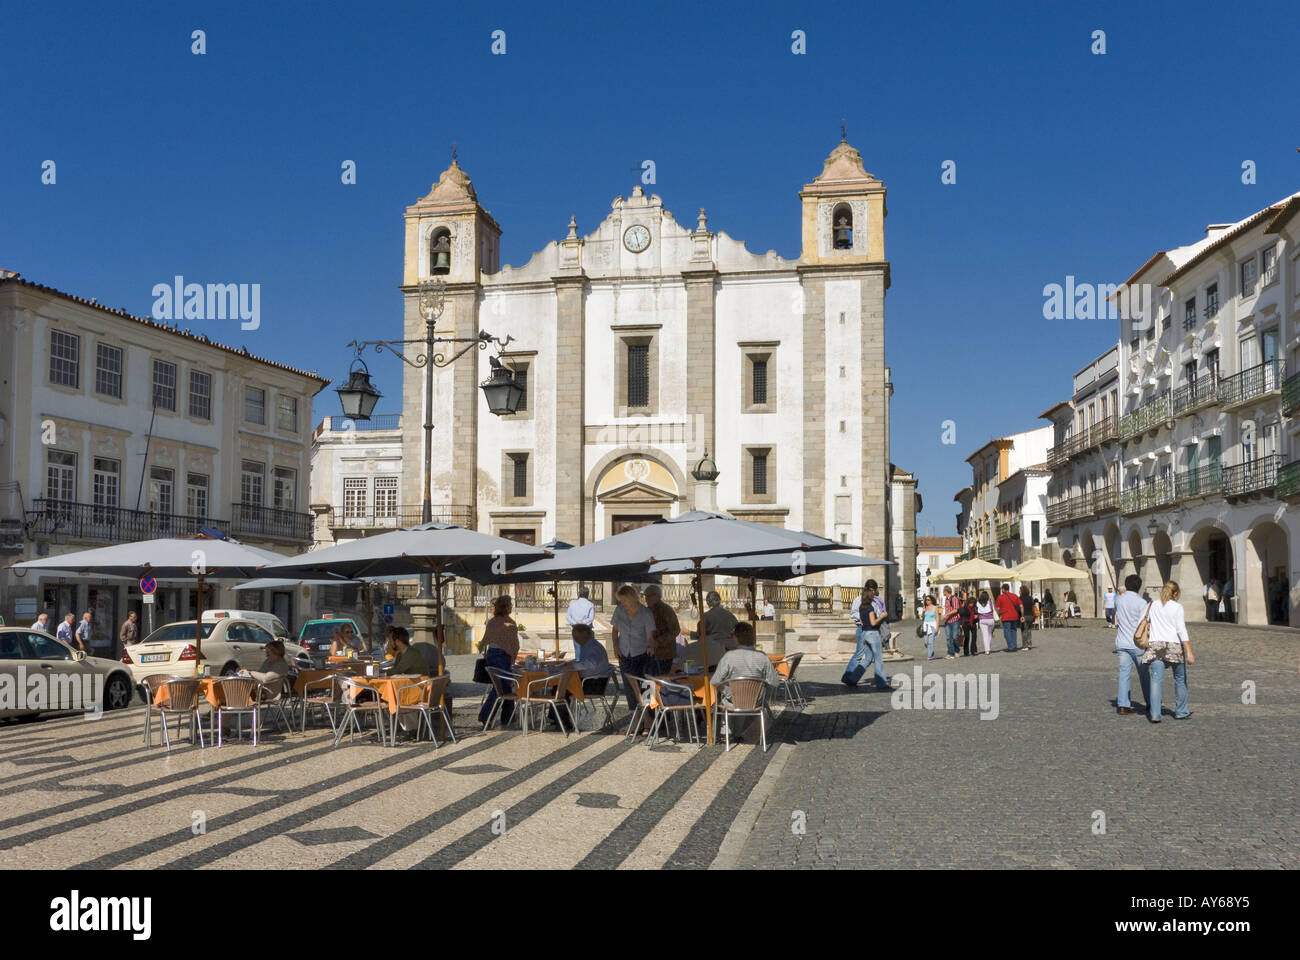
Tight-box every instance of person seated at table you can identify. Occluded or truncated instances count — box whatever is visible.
[710,622,779,708]
[330,623,364,658]
[386,627,428,675]
[571,623,611,680]
[478,595,520,727]
[680,634,725,672]
[702,591,738,651]
[239,640,290,694]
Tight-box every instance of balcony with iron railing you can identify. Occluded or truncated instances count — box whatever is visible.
[1171,373,1221,416]
[1222,454,1280,498]
[995,520,1019,541]
[1118,393,1172,441]
[1282,372,1300,416]
[1045,485,1119,528]
[1119,477,1176,515]
[1048,416,1120,465]
[328,504,474,530]
[977,544,998,560]
[1219,359,1284,409]
[230,502,314,542]
[26,499,231,543]
[1277,459,1300,501]
[1173,463,1224,501]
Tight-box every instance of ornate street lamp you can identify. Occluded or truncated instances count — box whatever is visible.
[335,357,382,421]
[481,355,526,416]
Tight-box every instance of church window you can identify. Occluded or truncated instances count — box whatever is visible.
[614,329,658,416]
[832,203,853,250]
[741,345,777,414]
[627,344,649,407]
[743,446,776,504]
[503,451,532,505]
[429,228,452,276]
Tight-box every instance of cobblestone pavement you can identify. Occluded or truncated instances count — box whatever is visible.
[735,622,1300,869]
[0,624,1294,869]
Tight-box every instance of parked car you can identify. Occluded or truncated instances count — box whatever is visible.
[297,618,379,666]
[202,609,291,639]
[0,627,135,719]
[120,618,311,690]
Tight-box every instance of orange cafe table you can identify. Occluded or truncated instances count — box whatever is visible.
[348,675,432,714]
[516,668,584,702]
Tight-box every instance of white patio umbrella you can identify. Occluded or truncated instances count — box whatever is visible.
[257,523,550,670]
[6,533,289,660]
[502,511,846,743]
[928,557,1009,585]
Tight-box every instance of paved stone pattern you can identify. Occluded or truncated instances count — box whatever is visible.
[1,628,1295,870]
[736,623,1300,869]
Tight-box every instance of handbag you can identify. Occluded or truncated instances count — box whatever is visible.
[472,657,491,685]
[1133,602,1152,650]
[915,623,926,638]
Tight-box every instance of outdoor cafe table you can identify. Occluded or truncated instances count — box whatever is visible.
[346,674,435,713]
[514,661,584,702]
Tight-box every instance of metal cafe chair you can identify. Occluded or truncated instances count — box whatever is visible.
[150,678,206,752]
[642,676,702,746]
[215,677,262,747]
[256,675,294,735]
[622,674,658,742]
[715,677,772,752]
[300,674,343,734]
[518,667,578,736]
[482,667,524,732]
[393,674,457,747]
[581,669,618,729]
[334,677,389,746]
[141,673,178,746]
[774,653,808,707]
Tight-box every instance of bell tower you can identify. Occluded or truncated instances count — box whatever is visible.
[798,136,886,264]
[398,155,503,531]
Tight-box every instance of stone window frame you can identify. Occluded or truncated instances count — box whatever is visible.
[613,325,660,417]
[93,340,125,401]
[742,444,777,505]
[490,510,545,548]
[502,449,533,506]
[499,350,537,422]
[740,340,779,414]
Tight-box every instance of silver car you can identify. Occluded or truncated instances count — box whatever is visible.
[0,627,135,719]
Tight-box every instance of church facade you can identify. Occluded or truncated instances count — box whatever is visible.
[396,139,907,593]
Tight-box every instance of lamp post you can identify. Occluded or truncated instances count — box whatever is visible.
[336,278,523,653]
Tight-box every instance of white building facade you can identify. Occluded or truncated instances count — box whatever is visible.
[388,140,907,596]
[0,276,326,641]
[1043,193,1300,627]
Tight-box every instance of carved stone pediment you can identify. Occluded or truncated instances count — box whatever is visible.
[597,479,677,504]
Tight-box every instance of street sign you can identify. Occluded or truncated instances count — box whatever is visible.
[140,576,157,595]
[143,593,155,605]
[382,603,394,616]
[384,614,393,624]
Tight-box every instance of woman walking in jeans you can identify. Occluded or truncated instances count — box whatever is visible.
[959,593,978,657]
[478,595,520,727]
[1142,581,1195,722]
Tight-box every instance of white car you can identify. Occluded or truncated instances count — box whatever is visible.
[121,618,310,688]
[202,609,291,639]
[0,627,136,719]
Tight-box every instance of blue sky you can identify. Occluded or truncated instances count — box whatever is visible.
[3,0,1296,536]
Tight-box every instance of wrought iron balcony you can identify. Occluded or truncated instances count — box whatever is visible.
[1173,463,1224,501]
[1048,416,1119,465]
[1118,393,1172,441]
[1282,372,1300,416]
[26,499,230,543]
[328,504,474,530]
[1171,373,1221,416]
[1119,478,1176,515]
[1222,455,1280,498]
[1219,360,1284,409]
[995,520,1019,541]
[1277,460,1300,501]
[977,544,998,560]
[230,502,314,542]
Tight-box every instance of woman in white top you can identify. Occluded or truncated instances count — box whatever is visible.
[1140,580,1195,722]
[975,590,996,655]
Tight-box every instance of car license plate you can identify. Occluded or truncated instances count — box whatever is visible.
[141,653,169,663]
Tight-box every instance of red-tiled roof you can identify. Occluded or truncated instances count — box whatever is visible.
[1,276,330,388]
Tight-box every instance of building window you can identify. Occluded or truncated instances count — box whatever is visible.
[374,476,398,519]
[343,478,367,519]
[503,452,531,504]
[272,467,296,511]
[276,395,298,432]
[152,359,177,411]
[627,344,649,407]
[499,529,536,546]
[92,459,119,519]
[1262,244,1278,286]
[1031,521,1041,547]
[831,202,853,249]
[49,331,80,388]
[512,366,528,412]
[742,347,777,413]
[95,343,123,398]
[149,467,174,515]
[614,331,658,415]
[1184,359,1198,382]
[188,370,212,420]
[1205,348,1219,378]
[513,455,528,498]
[752,357,768,405]
[245,386,266,424]
[1183,297,1196,331]
[240,460,265,506]
[46,450,76,503]
[1240,258,1258,297]
[186,473,209,520]
[743,446,776,504]
[1204,283,1219,318]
